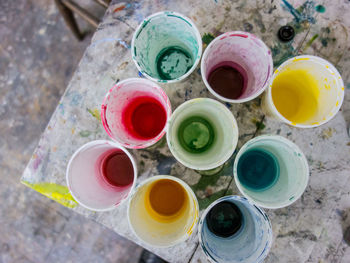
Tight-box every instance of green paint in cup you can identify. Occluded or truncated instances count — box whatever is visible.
[167,98,239,170]
[131,11,202,83]
[233,135,309,209]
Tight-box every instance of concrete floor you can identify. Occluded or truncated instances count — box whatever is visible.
[0,0,143,262]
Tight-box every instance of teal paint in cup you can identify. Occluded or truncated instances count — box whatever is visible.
[131,11,202,83]
[233,135,309,209]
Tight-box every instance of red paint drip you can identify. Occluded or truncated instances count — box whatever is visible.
[102,150,134,187]
[122,96,167,139]
[229,33,248,38]
[113,5,126,13]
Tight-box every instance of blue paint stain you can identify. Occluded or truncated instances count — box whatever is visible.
[69,92,83,106]
[225,102,232,108]
[281,0,316,24]
[138,71,145,78]
[281,0,302,22]
[58,103,64,115]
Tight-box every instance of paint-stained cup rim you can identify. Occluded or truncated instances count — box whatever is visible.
[198,195,273,263]
[166,98,239,170]
[127,175,199,248]
[266,55,345,128]
[131,11,203,84]
[201,31,273,103]
[66,140,138,212]
[101,78,172,149]
[233,135,309,209]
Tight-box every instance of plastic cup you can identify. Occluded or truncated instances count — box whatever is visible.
[167,98,239,170]
[201,31,273,103]
[128,175,199,247]
[66,140,137,211]
[263,55,345,128]
[101,78,171,149]
[233,135,309,209]
[198,195,272,263]
[131,11,202,83]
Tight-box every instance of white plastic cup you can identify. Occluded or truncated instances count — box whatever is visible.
[201,31,273,103]
[198,195,272,263]
[233,135,309,209]
[66,140,137,211]
[167,98,239,170]
[131,11,202,83]
[128,175,199,247]
[101,78,171,149]
[263,55,345,128]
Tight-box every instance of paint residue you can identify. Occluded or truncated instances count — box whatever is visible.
[79,130,91,137]
[303,34,319,51]
[113,5,126,13]
[281,0,316,24]
[315,5,326,13]
[87,108,101,121]
[321,127,336,139]
[21,181,77,208]
[202,33,215,45]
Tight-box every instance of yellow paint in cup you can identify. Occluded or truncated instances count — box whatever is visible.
[128,175,199,247]
[264,55,344,127]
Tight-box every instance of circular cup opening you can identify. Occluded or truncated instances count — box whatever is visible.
[131,11,202,83]
[66,140,137,211]
[201,31,273,103]
[233,135,309,209]
[101,78,172,149]
[167,98,239,170]
[128,175,199,247]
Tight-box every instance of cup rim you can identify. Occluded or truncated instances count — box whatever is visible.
[66,140,138,212]
[201,31,273,103]
[131,11,203,84]
[233,134,309,209]
[198,195,273,263]
[265,55,345,128]
[101,78,172,149]
[127,175,199,248]
[166,98,239,170]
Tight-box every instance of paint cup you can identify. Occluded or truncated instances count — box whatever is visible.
[198,195,272,263]
[167,98,239,170]
[233,135,309,209]
[263,55,345,127]
[128,175,199,247]
[131,11,202,83]
[66,140,137,211]
[101,78,172,149]
[201,31,273,103]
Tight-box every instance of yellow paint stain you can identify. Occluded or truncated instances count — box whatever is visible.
[291,122,296,126]
[272,69,319,124]
[324,78,328,82]
[336,101,339,106]
[21,181,77,208]
[311,122,319,125]
[342,87,345,90]
[293,57,309,62]
[87,108,101,122]
[325,84,331,90]
[331,72,335,75]
[326,65,329,68]
[186,198,198,235]
[274,69,279,74]
[321,127,336,139]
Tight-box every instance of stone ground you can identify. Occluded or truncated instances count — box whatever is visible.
[0,1,143,262]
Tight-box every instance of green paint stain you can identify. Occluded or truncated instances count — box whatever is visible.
[202,33,215,45]
[156,47,193,80]
[252,119,266,131]
[303,34,319,51]
[237,149,280,191]
[315,5,326,13]
[79,130,91,137]
[87,108,101,121]
[198,189,227,210]
[177,116,215,153]
[21,181,77,208]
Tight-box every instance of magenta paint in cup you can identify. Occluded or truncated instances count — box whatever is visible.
[201,31,273,103]
[66,140,137,211]
[101,78,172,149]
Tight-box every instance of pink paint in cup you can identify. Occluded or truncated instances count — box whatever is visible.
[66,140,137,211]
[101,78,172,149]
[201,31,273,103]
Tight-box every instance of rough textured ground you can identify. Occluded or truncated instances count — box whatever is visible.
[0,1,142,262]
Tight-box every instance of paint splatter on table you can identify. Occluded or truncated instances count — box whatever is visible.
[21,0,350,262]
